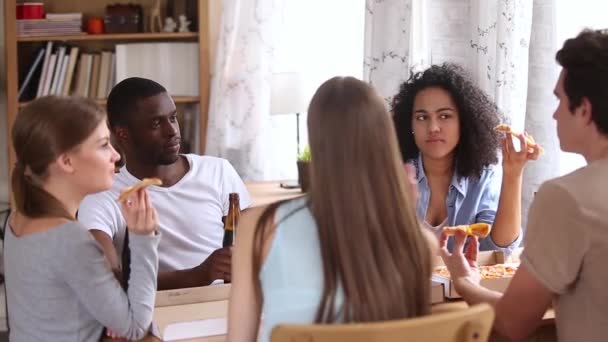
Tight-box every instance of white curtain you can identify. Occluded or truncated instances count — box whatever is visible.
[205,0,282,180]
[207,0,365,181]
[364,0,560,225]
[364,0,429,105]
[522,0,560,224]
[467,0,533,131]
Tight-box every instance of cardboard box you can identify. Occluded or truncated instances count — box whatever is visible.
[430,281,445,304]
[155,283,230,307]
[153,284,230,341]
[432,250,517,299]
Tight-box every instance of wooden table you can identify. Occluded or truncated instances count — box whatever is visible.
[245,181,304,207]
[106,300,555,342]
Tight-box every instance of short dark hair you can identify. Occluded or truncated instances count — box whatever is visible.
[106,77,167,129]
[556,29,608,135]
[392,63,503,179]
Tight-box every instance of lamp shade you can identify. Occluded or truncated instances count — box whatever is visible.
[270,72,309,115]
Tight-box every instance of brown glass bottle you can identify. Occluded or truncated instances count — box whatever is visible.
[222,193,240,247]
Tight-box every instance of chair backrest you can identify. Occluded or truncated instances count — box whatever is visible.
[270,303,494,342]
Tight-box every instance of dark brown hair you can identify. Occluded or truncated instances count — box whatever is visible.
[556,29,608,134]
[392,63,502,179]
[253,77,432,323]
[11,96,107,219]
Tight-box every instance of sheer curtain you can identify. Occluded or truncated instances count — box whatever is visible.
[205,0,281,180]
[206,0,365,180]
[364,0,429,105]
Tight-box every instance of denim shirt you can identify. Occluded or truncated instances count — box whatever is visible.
[411,155,521,255]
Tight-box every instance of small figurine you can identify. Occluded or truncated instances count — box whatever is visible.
[162,17,177,32]
[178,14,191,33]
[149,0,162,32]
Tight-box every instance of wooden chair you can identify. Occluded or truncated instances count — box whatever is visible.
[271,303,494,342]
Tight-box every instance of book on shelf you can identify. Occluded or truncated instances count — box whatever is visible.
[36,41,54,97]
[17,13,84,37]
[18,47,45,101]
[108,53,117,98]
[61,47,80,96]
[41,53,57,97]
[45,13,83,21]
[89,53,101,99]
[49,45,66,95]
[19,41,121,104]
[74,53,93,97]
[54,54,70,95]
[17,19,84,37]
[96,51,113,99]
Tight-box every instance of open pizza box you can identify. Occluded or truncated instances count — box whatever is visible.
[432,250,518,299]
[153,284,231,341]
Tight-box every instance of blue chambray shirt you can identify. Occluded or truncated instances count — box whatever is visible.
[410,155,521,255]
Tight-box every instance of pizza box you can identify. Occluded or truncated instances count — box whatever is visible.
[155,283,230,307]
[507,247,524,263]
[432,250,518,299]
[431,281,445,304]
[153,284,231,341]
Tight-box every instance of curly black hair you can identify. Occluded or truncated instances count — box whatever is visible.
[392,63,503,179]
[556,29,608,135]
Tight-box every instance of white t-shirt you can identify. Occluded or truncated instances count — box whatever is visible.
[78,154,251,272]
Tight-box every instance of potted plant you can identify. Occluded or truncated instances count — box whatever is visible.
[297,145,311,192]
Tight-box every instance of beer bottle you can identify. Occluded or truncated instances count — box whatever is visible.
[222,193,240,247]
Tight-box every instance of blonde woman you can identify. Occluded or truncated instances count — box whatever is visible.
[5,96,159,342]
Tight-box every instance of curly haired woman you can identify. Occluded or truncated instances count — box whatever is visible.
[392,63,540,254]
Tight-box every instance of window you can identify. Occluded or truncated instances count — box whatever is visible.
[555,0,608,174]
[268,0,365,180]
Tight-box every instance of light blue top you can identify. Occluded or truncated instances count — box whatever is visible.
[259,197,343,342]
[411,155,521,254]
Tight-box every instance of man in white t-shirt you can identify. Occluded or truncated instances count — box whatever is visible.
[79,77,251,290]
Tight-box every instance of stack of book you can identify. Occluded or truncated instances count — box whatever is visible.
[18,42,116,102]
[17,13,83,37]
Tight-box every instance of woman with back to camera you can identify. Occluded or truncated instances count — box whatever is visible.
[392,63,540,254]
[227,76,438,342]
[5,96,160,341]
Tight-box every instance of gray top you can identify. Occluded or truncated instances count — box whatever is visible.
[4,220,160,342]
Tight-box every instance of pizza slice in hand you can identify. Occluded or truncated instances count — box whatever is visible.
[443,223,492,238]
[117,178,163,203]
[494,124,544,153]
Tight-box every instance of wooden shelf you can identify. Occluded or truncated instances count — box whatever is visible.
[17,32,199,42]
[18,96,200,108]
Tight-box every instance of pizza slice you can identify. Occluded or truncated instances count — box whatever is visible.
[117,178,163,203]
[494,124,544,153]
[443,223,492,238]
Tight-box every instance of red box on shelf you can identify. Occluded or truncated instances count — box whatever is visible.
[18,2,45,20]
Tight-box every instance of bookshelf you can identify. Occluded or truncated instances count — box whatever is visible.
[17,31,199,42]
[3,0,211,195]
